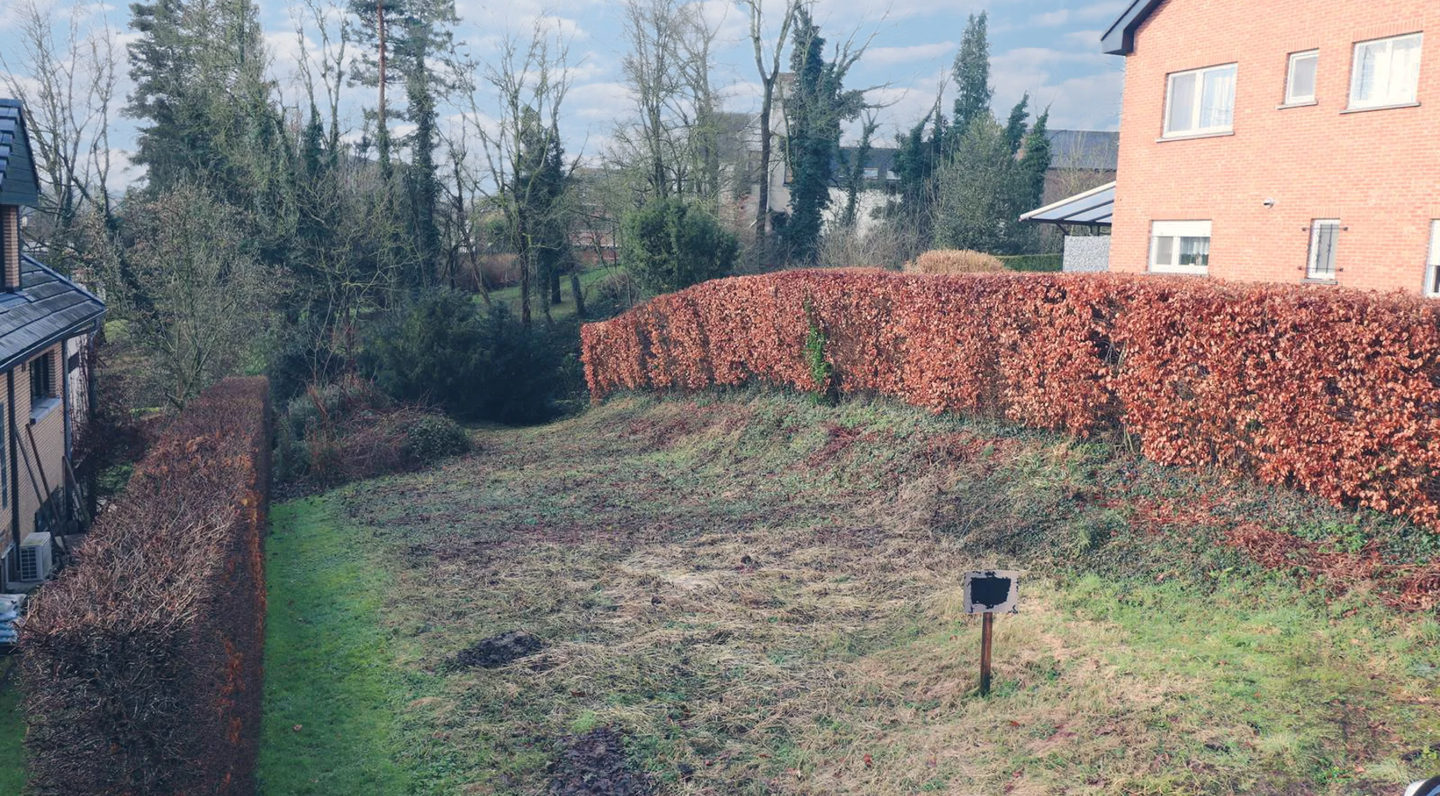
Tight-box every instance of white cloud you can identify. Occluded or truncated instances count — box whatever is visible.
[1032,9,1068,27]
[865,41,956,67]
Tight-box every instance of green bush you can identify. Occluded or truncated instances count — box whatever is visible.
[401,414,471,461]
[361,288,567,424]
[621,198,738,294]
[998,253,1064,272]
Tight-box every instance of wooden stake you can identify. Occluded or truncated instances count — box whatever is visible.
[979,612,994,696]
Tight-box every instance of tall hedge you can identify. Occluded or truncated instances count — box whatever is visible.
[21,377,272,795]
[582,271,1440,531]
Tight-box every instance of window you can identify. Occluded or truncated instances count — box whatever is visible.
[1150,221,1212,275]
[862,166,879,180]
[1307,220,1341,280]
[1350,33,1423,109]
[1286,50,1319,104]
[1426,221,1440,297]
[29,351,52,403]
[1165,64,1237,137]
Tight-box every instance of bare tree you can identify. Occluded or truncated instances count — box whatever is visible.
[464,16,576,326]
[741,0,800,258]
[0,0,121,269]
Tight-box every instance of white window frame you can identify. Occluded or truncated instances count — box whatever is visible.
[1306,219,1341,280]
[1285,50,1319,105]
[1426,220,1440,297]
[862,166,879,180]
[1349,33,1424,110]
[1149,220,1212,275]
[1163,63,1238,138]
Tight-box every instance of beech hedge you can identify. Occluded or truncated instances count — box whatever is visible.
[21,376,272,795]
[582,271,1440,531]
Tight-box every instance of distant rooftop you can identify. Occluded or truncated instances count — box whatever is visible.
[0,100,40,207]
[1046,130,1119,172]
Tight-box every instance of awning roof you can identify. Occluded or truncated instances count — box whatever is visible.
[1019,181,1115,227]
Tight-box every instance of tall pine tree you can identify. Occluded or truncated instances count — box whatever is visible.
[950,11,993,146]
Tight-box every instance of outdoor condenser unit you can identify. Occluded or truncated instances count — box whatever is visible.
[18,533,52,582]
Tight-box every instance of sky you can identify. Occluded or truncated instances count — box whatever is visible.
[0,0,1129,189]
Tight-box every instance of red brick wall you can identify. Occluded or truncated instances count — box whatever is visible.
[1112,0,1440,292]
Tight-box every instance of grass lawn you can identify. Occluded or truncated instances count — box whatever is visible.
[260,392,1440,795]
[481,265,617,325]
[0,659,24,790]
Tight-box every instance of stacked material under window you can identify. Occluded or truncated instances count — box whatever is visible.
[0,593,25,647]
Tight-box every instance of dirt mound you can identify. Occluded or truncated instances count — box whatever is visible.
[452,630,544,669]
[547,727,654,796]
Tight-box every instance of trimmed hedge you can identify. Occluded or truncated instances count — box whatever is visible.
[21,377,272,795]
[998,253,1063,272]
[582,271,1440,531]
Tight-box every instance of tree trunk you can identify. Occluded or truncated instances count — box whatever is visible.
[570,272,585,319]
[755,87,773,267]
[550,270,562,305]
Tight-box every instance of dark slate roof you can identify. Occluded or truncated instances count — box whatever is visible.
[1102,0,1164,55]
[833,146,900,182]
[0,100,41,207]
[0,256,106,372]
[1046,130,1119,171]
[1019,181,1115,227]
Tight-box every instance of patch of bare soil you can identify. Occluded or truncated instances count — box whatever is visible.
[451,630,545,669]
[547,727,654,796]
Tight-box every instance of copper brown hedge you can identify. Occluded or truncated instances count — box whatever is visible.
[20,376,272,795]
[582,271,1440,530]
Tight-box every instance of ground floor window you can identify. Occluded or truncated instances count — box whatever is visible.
[1307,220,1341,280]
[1149,220,1211,275]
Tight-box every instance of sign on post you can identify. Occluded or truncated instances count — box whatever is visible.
[963,570,1019,695]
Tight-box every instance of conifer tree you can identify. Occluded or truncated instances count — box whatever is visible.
[950,11,993,147]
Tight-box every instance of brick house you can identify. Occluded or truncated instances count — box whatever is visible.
[0,100,106,589]
[1101,0,1440,291]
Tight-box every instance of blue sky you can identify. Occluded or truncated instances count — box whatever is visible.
[0,0,1128,187]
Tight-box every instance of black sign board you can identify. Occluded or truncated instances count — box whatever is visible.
[963,570,1019,615]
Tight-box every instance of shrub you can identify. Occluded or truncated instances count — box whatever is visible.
[581,271,1440,532]
[401,414,471,461]
[621,198,739,294]
[998,253,1064,273]
[905,249,1006,275]
[588,271,641,319]
[361,289,566,424]
[22,377,271,795]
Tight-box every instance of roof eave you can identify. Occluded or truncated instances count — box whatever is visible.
[1101,0,1165,56]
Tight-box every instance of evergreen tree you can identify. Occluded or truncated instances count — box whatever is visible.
[782,7,866,264]
[1018,108,1052,211]
[838,115,877,230]
[1003,92,1030,154]
[950,12,993,147]
[933,116,1029,255]
[126,0,275,198]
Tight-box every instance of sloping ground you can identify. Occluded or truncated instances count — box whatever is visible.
[260,393,1440,796]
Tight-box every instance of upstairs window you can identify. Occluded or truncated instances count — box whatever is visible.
[1164,64,1237,137]
[862,167,879,180]
[1350,33,1423,109]
[1307,219,1341,280]
[29,350,53,403]
[1150,220,1212,275]
[1286,50,1319,104]
[1427,220,1440,297]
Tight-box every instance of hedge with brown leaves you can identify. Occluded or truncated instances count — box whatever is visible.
[582,271,1440,530]
[21,376,271,795]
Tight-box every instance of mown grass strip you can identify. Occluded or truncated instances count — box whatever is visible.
[0,659,25,791]
[258,498,414,795]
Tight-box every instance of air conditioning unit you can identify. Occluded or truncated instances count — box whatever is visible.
[18,533,52,582]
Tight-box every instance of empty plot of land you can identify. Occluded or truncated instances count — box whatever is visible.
[259,394,1440,796]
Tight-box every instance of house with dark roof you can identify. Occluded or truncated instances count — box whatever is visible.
[0,100,106,588]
